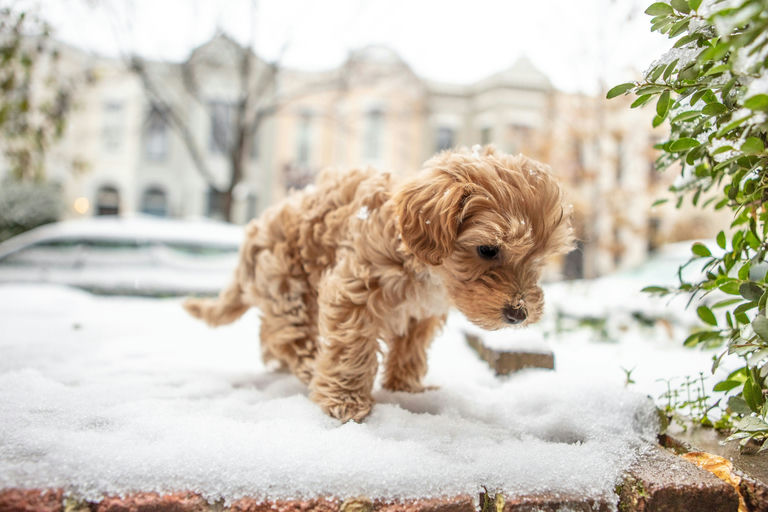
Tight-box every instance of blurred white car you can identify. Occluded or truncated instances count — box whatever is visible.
[0,216,243,296]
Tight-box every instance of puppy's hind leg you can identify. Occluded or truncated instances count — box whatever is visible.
[258,300,318,385]
[382,315,445,393]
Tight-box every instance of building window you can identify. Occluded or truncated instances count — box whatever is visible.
[435,126,454,152]
[480,127,492,145]
[613,227,623,267]
[508,124,532,153]
[95,185,120,216]
[209,101,235,154]
[648,217,661,253]
[296,110,313,165]
[143,106,168,161]
[246,192,258,220]
[364,108,384,161]
[102,101,123,152]
[206,187,227,220]
[140,186,168,217]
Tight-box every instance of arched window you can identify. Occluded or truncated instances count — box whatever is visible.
[143,106,168,161]
[296,110,313,166]
[364,108,384,160]
[95,185,120,216]
[435,126,455,152]
[140,186,168,217]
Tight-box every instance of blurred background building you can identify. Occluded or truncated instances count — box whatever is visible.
[2,28,729,280]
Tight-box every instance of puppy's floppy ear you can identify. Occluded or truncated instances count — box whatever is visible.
[394,170,468,265]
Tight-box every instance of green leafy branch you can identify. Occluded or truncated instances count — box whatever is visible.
[610,0,768,449]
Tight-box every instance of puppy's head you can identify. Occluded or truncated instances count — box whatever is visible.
[394,145,574,330]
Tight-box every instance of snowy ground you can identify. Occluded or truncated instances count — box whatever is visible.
[0,276,726,505]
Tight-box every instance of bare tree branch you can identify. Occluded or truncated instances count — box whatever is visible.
[130,56,221,190]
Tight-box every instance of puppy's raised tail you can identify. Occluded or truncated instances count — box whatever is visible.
[183,279,249,327]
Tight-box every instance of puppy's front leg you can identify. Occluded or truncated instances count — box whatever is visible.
[382,315,445,392]
[309,258,379,422]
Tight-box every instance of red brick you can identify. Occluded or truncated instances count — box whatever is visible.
[229,498,340,512]
[374,496,474,512]
[502,493,611,512]
[0,489,63,512]
[92,492,210,512]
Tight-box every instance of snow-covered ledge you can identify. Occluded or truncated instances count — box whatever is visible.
[0,284,665,506]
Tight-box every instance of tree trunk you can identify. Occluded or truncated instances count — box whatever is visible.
[222,188,234,223]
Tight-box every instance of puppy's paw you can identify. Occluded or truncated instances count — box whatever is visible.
[326,400,373,423]
[313,390,373,423]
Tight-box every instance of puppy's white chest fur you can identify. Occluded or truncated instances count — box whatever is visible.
[388,270,449,336]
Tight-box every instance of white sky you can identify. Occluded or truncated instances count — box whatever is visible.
[26,0,670,94]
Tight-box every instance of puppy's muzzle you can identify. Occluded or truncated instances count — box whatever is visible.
[502,304,527,325]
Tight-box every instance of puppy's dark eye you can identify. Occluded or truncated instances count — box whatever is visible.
[477,245,500,260]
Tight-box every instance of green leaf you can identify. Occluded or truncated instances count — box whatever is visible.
[671,110,701,123]
[674,33,699,48]
[651,198,669,207]
[645,2,674,15]
[716,231,726,249]
[698,42,730,64]
[697,305,717,326]
[713,379,742,392]
[720,281,742,295]
[689,0,701,10]
[668,18,690,37]
[703,63,730,76]
[692,242,712,257]
[744,94,768,111]
[606,82,635,99]
[741,137,764,155]
[656,90,671,117]
[712,145,734,155]
[712,298,743,309]
[635,85,667,95]
[739,263,752,281]
[663,58,679,80]
[683,332,702,347]
[736,415,768,432]
[702,102,727,116]
[690,90,707,105]
[649,64,665,82]
[652,114,665,127]
[740,282,764,301]
[642,285,669,294]
[669,137,700,152]
[631,94,654,108]
[728,395,752,415]
[753,315,768,341]
[671,0,690,13]
[716,114,752,136]
[743,372,764,413]
[734,301,757,315]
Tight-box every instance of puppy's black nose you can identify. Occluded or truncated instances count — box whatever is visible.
[503,304,527,325]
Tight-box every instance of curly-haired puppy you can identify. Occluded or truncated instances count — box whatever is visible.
[184,146,574,422]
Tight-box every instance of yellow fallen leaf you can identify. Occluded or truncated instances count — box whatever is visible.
[681,451,746,512]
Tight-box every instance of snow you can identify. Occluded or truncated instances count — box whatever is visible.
[0,252,728,505]
[356,206,370,221]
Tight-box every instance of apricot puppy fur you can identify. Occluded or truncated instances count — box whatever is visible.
[184,146,574,422]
